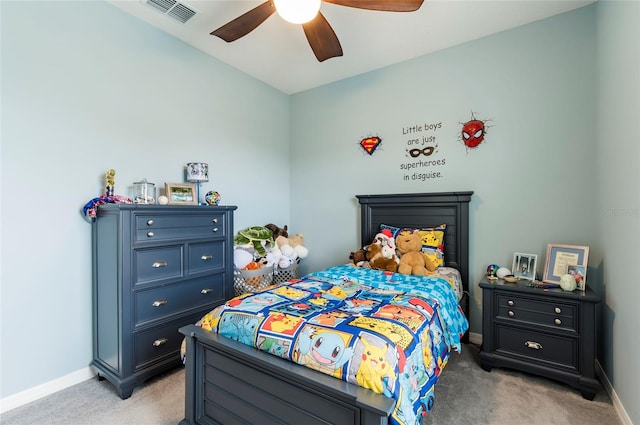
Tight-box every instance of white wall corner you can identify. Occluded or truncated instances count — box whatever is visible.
[0,367,94,414]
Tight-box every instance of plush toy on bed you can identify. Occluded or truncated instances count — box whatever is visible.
[372,229,397,252]
[349,248,368,266]
[396,230,436,276]
[366,243,399,272]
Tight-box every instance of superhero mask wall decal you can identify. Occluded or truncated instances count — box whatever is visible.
[459,112,490,150]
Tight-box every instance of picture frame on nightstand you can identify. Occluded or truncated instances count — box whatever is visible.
[512,252,537,280]
[543,243,589,289]
[567,264,587,291]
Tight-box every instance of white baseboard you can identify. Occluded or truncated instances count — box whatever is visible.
[0,367,94,414]
[595,360,633,425]
[468,331,482,346]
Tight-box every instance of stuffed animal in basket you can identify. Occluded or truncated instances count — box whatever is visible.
[265,223,288,240]
[276,234,309,261]
[396,230,436,276]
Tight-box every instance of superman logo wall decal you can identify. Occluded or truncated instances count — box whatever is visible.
[359,136,382,155]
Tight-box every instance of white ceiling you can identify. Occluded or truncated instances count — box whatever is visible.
[107,0,595,94]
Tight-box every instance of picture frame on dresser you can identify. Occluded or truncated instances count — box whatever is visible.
[512,252,537,280]
[165,183,197,205]
[543,243,589,288]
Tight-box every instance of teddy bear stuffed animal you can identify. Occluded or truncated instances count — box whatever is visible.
[396,230,436,276]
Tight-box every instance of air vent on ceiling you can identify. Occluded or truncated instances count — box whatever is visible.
[144,0,196,24]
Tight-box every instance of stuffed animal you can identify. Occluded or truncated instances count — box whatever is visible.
[367,243,399,272]
[372,229,396,252]
[349,248,368,266]
[265,223,289,240]
[396,231,436,276]
[276,234,309,261]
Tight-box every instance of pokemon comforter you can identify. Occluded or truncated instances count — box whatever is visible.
[191,265,468,425]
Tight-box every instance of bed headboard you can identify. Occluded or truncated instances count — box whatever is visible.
[357,192,473,338]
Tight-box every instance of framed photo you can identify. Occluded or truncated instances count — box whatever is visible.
[543,244,589,288]
[164,183,197,205]
[512,252,537,281]
[567,264,587,291]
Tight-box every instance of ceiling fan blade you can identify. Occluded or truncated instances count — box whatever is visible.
[211,1,276,42]
[302,11,343,62]
[323,0,424,12]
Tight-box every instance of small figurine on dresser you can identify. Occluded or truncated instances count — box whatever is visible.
[82,169,131,220]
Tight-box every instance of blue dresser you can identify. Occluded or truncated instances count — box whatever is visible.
[91,204,236,398]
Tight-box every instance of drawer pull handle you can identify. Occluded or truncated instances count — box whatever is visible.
[147,219,154,226]
[555,307,561,314]
[152,300,167,307]
[147,231,154,238]
[153,338,168,347]
[152,261,167,268]
[201,255,213,260]
[508,310,515,317]
[554,318,562,325]
[525,341,543,350]
[507,300,514,306]
[212,227,219,233]
[212,218,218,224]
[201,288,213,294]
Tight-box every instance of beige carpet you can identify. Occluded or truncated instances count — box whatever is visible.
[1,344,620,425]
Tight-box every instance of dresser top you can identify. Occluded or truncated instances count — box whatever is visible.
[97,204,237,212]
[479,276,600,302]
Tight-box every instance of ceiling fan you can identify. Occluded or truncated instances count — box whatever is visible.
[211,0,425,62]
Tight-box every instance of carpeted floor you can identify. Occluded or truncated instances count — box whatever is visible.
[1,343,620,425]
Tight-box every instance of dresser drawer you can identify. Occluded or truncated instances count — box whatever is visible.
[188,241,225,275]
[495,325,577,370]
[496,294,576,331]
[134,321,184,370]
[134,246,184,285]
[135,214,226,243]
[134,275,225,327]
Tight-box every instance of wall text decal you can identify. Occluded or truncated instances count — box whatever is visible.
[400,121,446,181]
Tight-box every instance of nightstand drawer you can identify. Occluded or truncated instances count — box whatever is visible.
[495,325,577,370]
[188,241,225,274]
[134,246,184,285]
[496,294,576,331]
[135,214,226,243]
[134,275,225,327]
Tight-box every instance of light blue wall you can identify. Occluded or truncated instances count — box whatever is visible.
[288,3,638,423]
[596,1,640,423]
[1,1,290,398]
[290,6,598,336]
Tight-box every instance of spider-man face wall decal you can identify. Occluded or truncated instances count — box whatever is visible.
[460,112,490,150]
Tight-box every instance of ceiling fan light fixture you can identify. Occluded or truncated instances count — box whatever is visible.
[273,0,321,24]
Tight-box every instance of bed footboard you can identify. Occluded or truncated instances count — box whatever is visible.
[179,325,394,425]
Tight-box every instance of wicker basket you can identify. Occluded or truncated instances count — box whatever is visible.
[233,267,274,296]
[273,262,300,285]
